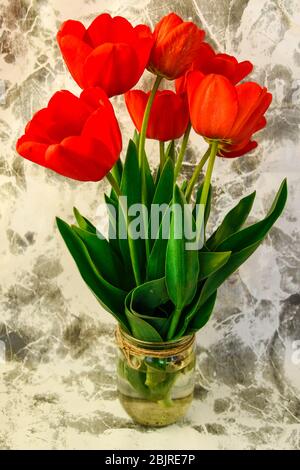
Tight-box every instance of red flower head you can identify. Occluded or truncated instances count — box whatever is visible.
[125,90,190,142]
[148,13,205,80]
[176,42,253,94]
[16,88,122,181]
[57,14,153,97]
[187,72,272,157]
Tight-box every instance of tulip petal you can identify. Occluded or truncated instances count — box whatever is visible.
[125,89,189,141]
[151,21,205,79]
[154,13,183,43]
[82,105,122,157]
[253,116,267,133]
[80,87,110,111]
[219,140,258,158]
[48,90,90,135]
[192,42,216,71]
[85,13,134,47]
[57,20,86,41]
[230,83,271,140]
[185,70,205,101]
[207,54,237,81]
[83,43,139,96]
[16,139,48,166]
[58,35,93,89]
[188,73,238,139]
[22,108,59,144]
[148,91,189,141]
[125,90,147,133]
[232,60,253,85]
[45,137,115,182]
[134,25,154,77]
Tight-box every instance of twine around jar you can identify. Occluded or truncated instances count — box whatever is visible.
[115,326,195,370]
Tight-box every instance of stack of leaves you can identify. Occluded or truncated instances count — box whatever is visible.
[57,139,287,342]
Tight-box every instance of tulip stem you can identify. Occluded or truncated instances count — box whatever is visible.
[159,141,165,171]
[174,122,192,179]
[185,146,211,202]
[138,75,162,168]
[106,172,121,197]
[200,140,218,209]
[138,75,162,261]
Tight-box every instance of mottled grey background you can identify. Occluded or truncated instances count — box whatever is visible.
[0,0,300,450]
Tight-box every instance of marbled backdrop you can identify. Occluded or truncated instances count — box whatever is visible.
[0,0,299,450]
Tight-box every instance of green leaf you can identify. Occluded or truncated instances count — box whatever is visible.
[179,236,271,334]
[165,140,175,162]
[206,190,256,250]
[73,207,96,233]
[109,159,123,202]
[111,158,123,185]
[175,290,217,337]
[181,180,188,193]
[193,182,212,228]
[150,158,174,247]
[146,206,171,281]
[104,194,119,252]
[146,235,168,281]
[71,225,129,290]
[56,217,129,331]
[186,291,217,334]
[104,194,127,268]
[125,291,163,341]
[217,179,287,253]
[154,166,161,186]
[198,251,232,281]
[133,129,140,148]
[144,151,155,209]
[152,158,174,208]
[193,181,287,307]
[121,140,142,208]
[127,278,170,338]
[166,186,199,310]
[199,241,261,306]
[131,278,169,313]
[120,139,146,283]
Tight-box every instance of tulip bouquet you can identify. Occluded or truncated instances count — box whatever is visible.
[17,13,287,413]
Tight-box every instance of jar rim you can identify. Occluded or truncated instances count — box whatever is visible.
[117,326,195,351]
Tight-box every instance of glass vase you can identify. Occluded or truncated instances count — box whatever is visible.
[116,328,196,427]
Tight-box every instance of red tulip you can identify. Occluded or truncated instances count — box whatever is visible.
[148,13,205,80]
[57,14,153,97]
[218,140,258,158]
[176,42,253,93]
[16,88,122,181]
[187,72,272,157]
[125,90,190,141]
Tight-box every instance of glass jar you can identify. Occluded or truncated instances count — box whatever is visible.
[116,328,196,427]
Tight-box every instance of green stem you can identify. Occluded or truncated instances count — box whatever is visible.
[174,123,191,179]
[127,225,142,286]
[199,140,218,209]
[138,75,162,261]
[159,141,165,171]
[167,307,182,341]
[185,147,211,202]
[106,172,121,197]
[138,75,162,168]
